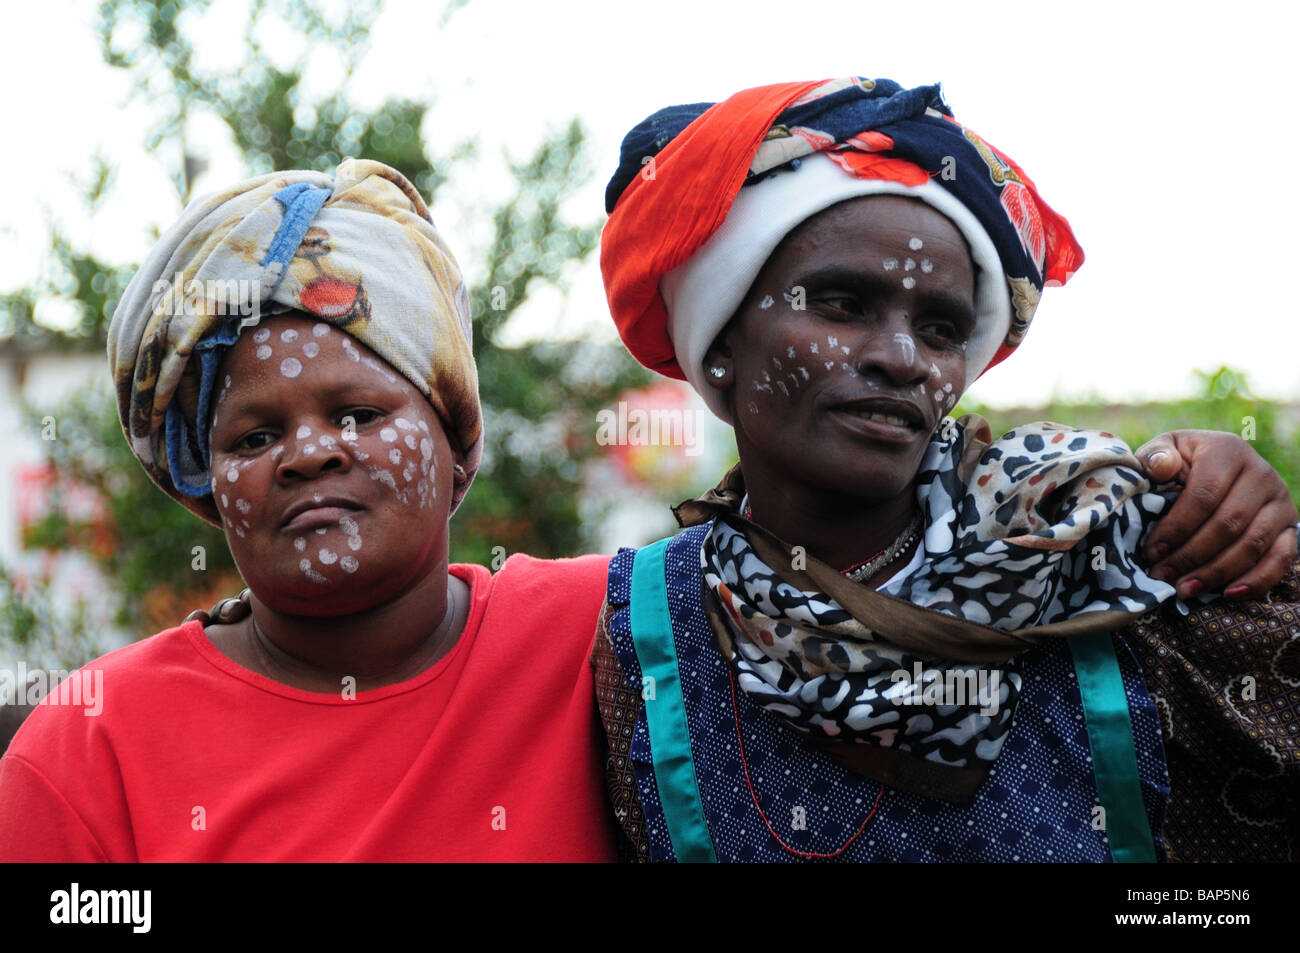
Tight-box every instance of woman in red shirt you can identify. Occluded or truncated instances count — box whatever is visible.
[0,159,617,861]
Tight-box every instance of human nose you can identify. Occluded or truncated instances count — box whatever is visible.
[276,419,351,483]
[850,313,927,384]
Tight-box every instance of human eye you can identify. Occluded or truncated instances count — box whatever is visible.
[338,407,384,429]
[233,429,277,452]
[814,292,867,320]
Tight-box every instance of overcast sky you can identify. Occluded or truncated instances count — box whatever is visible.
[3,0,1297,408]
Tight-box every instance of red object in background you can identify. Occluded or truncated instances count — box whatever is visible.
[15,463,114,558]
[601,381,700,487]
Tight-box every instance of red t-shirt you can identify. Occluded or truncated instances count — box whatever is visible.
[0,555,617,862]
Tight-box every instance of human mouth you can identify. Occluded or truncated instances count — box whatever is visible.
[280,496,363,531]
[827,396,926,443]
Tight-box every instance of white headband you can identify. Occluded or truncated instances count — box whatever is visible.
[659,153,1011,423]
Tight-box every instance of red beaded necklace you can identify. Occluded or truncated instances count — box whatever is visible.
[728,664,884,859]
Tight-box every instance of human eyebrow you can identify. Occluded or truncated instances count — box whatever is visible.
[796,266,892,300]
[796,265,976,328]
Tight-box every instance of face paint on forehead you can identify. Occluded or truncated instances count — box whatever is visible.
[909,237,923,250]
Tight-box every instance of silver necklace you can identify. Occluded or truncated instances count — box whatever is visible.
[841,511,924,584]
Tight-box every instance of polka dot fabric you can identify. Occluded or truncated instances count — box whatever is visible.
[604,524,1170,862]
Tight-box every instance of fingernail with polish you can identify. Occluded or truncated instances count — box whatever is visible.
[1180,579,1203,598]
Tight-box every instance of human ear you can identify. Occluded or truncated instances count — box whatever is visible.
[703,333,735,393]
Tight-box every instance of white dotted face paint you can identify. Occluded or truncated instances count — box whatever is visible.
[221,494,229,508]
[296,425,312,439]
[920,259,933,274]
[236,498,250,514]
[312,323,330,337]
[395,418,414,431]
[810,342,819,354]
[302,341,320,358]
[904,258,916,271]
[389,449,402,465]
[380,428,397,443]
[256,345,272,360]
[280,358,302,378]
[294,537,306,552]
[226,467,239,483]
[417,420,429,434]
[930,362,941,379]
[902,276,916,290]
[909,237,923,250]
[280,329,299,343]
[420,438,432,460]
[318,549,338,565]
[759,295,774,310]
[786,345,796,359]
[883,258,899,271]
[303,445,317,455]
[340,556,359,573]
[271,445,285,460]
[315,527,328,535]
[253,328,270,343]
[319,434,336,448]
[404,434,418,450]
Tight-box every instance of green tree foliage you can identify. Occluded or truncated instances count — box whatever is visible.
[957,366,1300,499]
[2,0,647,637]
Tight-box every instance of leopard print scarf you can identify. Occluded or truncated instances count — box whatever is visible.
[699,416,1191,800]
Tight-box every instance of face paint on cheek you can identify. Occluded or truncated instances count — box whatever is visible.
[883,258,899,271]
[920,259,933,274]
[909,237,923,251]
[905,258,916,272]
[280,358,302,378]
[271,445,285,460]
[236,499,250,514]
[759,295,774,310]
[902,277,916,290]
[256,345,272,360]
[302,341,319,358]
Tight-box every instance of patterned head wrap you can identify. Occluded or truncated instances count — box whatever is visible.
[600,77,1084,422]
[108,158,481,527]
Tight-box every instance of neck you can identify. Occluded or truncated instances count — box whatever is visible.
[246,563,467,693]
[739,459,920,576]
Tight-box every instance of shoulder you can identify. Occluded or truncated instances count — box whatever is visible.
[4,623,209,759]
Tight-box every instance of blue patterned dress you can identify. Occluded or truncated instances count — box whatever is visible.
[594,523,1171,862]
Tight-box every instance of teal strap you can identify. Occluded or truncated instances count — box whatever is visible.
[1068,632,1157,863]
[628,539,717,862]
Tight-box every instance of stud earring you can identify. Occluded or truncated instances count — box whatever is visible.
[708,366,726,379]
[453,464,467,482]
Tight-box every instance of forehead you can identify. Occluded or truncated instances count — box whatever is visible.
[218,312,413,399]
[772,194,975,288]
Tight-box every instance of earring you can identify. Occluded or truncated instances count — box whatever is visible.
[453,464,468,482]
[708,366,726,379]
